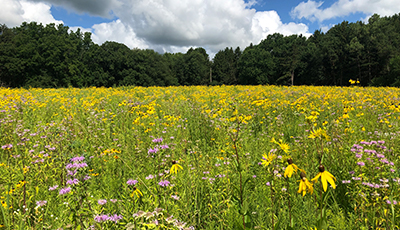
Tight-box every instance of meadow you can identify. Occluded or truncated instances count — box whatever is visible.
[0,85,399,229]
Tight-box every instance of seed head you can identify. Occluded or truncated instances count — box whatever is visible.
[300,171,306,180]
[318,165,325,172]
[287,158,293,165]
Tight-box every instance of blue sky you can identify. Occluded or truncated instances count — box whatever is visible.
[1,0,399,55]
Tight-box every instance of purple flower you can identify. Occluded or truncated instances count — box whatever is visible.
[59,187,71,195]
[1,144,13,149]
[148,148,159,154]
[94,214,109,222]
[152,137,163,143]
[49,185,59,191]
[380,158,389,164]
[266,182,271,186]
[71,156,85,162]
[171,195,180,200]
[160,144,169,149]
[146,175,154,180]
[83,175,91,181]
[108,214,123,223]
[386,200,398,205]
[36,200,47,207]
[66,178,79,185]
[357,161,365,166]
[127,179,138,186]
[158,180,170,187]
[98,199,107,205]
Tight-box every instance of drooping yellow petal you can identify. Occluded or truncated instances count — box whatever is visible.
[321,172,328,192]
[298,180,305,195]
[307,180,314,195]
[324,171,336,189]
[311,173,321,182]
[324,170,336,181]
[284,165,293,178]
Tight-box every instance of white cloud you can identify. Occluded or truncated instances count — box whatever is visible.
[27,0,117,17]
[0,0,24,27]
[2,0,311,55]
[91,20,149,50]
[0,0,62,27]
[291,0,400,22]
[90,0,310,54]
[252,11,310,38]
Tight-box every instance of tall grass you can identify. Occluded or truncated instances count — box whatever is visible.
[0,85,399,229]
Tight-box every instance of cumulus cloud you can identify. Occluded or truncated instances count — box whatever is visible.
[97,0,310,54]
[91,20,149,50]
[0,0,62,27]
[27,0,117,17]
[2,0,311,55]
[291,0,400,22]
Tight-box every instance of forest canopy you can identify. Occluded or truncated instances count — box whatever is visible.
[1,13,400,88]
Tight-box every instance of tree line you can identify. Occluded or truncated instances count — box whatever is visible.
[1,13,400,88]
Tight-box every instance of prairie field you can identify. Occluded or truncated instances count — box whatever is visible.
[0,85,399,229]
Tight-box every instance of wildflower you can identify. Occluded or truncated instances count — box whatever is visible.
[127,179,138,186]
[312,165,336,192]
[146,175,154,180]
[59,187,72,195]
[109,214,123,223]
[171,195,180,200]
[261,152,276,167]
[131,187,143,197]
[158,180,170,187]
[357,161,365,166]
[35,200,47,207]
[284,158,299,178]
[170,161,183,174]
[49,185,59,191]
[98,199,107,205]
[297,172,313,196]
[94,214,109,222]
[66,178,79,185]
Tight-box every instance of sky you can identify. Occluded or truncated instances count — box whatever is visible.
[1,0,400,56]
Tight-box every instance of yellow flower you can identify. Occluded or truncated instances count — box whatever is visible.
[298,172,313,196]
[311,165,336,192]
[131,187,143,197]
[170,161,183,174]
[284,158,299,178]
[261,152,276,167]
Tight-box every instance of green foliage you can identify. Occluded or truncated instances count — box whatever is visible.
[2,13,400,88]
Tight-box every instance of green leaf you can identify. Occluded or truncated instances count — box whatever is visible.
[316,217,328,230]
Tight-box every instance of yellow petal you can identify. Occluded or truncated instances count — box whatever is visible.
[325,170,336,181]
[285,166,293,178]
[325,172,336,189]
[311,173,321,182]
[321,172,328,192]
[297,181,304,194]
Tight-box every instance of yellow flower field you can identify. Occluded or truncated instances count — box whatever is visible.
[0,85,399,229]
